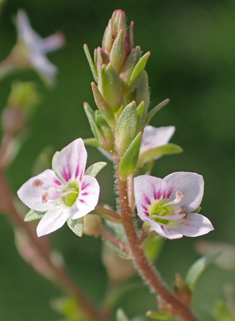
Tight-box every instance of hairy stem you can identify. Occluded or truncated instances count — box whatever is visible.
[116,162,199,321]
[0,170,106,321]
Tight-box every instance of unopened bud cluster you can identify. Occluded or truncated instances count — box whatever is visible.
[84,10,150,179]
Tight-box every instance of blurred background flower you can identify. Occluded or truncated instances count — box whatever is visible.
[0,1,235,320]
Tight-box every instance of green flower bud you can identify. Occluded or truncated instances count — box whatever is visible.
[115,101,137,156]
[102,63,123,113]
[83,214,102,236]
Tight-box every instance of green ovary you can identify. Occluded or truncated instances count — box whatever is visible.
[149,201,174,225]
[63,182,79,207]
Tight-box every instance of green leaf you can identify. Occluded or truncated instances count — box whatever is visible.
[116,309,131,321]
[186,253,220,291]
[24,209,44,222]
[146,311,173,320]
[145,99,170,125]
[83,102,104,144]
[137,143,182,168]
[85,161,107,177]
[102,63,123,113]
[110,29,125,73]
[83,44,98,82]
[128,52,150,89]
[118,132,142,180]
[67,218,84,237]
[83,138,99,147]
[115,101,137,156]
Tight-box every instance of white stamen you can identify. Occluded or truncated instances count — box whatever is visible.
[163,191,184,206]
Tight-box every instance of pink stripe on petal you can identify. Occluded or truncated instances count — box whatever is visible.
[144,195,151,205]
[141,205,148,211]
[167,188,173,198]
[81,192,88,196]
[53,178,62,186]
[82,182,90,190]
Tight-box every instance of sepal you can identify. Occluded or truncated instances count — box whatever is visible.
[24,209,44,222]
[67,217,84,237]
[85,161,107,177]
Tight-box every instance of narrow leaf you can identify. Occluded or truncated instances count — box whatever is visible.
[145,99,170,125]
[85,161,107,177]
[137,143,182,168]
[67,218,84,237]
[83,138,99,147]
[24,209,44,222]
[128,52,150,89]
[119,132,142,180]
[186,252,220,291]
[146,311,173,320]
[83,44,98,82]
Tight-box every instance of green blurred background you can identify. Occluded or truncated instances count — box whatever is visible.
[0,0,235,320]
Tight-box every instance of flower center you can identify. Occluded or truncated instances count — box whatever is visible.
[62,182,79,207]
[149,200,174,225]
[149,191,186,225]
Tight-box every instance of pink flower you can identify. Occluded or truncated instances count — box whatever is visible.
[134,172,214,239]
[17,138,100,237]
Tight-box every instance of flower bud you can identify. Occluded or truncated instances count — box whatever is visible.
[83,214,102,236]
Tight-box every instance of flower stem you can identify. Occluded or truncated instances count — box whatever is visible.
[99,227,130,254]
[116,165,200,321]
[95,204,122,222]
[0,170,106,321]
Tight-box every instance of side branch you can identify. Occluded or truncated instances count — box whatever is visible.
[116,169,199,321]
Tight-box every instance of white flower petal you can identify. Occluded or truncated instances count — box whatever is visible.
[41,33,64,53]
[36,205,68,237]
[134,175,166,220]
[175,213,214,237]
[17,169,62,212]
[164,172,204,212]
[147,218,183,240]
[30,51,57,85]
[17,9,42,50]
[140,126,175,154]
[69,175,100,219]
[52,138,87,183]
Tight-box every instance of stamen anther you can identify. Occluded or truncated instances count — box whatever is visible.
[33,179,43,188]
[42,192,49,203]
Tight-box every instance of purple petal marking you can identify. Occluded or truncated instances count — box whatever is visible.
[82,182,90,190]
[81,192,88,196]
[141,204,148,211]
[152,185,157,200]
[79,199,86,203]
[54,178,62,186]
[144,194,151,205]
[62,164,71,182]
[75,164,80,179]
[167,188,173,198]
[161,225,164,230]
[144,211,149,216]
